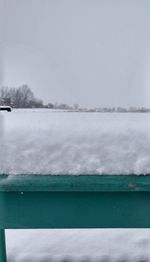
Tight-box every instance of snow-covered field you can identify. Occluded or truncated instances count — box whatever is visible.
[1,109,150,175]
[1,109,150,261]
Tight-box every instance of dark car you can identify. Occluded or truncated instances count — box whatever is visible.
[0,106,12,112]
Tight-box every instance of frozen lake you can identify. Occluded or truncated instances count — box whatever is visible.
[1,109,150,175]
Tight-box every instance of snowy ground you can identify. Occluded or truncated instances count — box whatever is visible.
[1,109,150,261]
[1,109,150,175]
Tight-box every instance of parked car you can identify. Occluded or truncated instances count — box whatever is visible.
[0,106,12,112]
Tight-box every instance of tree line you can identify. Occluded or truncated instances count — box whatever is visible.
[0,85,78,109]
[0,85,43,108]
[1,85,150,112]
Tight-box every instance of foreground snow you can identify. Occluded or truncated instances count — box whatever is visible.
[1,109,150,175]
[6,229,150,262]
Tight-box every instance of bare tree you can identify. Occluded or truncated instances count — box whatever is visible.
[19,85,34,107]
[0,85,44,108]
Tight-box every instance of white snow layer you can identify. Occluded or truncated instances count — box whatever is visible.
[0,109,150,175]
[6,229,150,262]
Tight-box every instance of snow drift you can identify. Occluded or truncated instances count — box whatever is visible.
[0,109,150,175]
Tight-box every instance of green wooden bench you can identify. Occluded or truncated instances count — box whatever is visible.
[0,174,150,262]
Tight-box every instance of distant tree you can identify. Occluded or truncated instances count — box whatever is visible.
[18,85,34,107]
[48,103,54,109]
[30,98,44,108]
[0,86,10,102]
[58,103,72,109]
[74,104,79,110]
[0,85,44,108]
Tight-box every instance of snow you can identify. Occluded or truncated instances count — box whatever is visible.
[0,106,11,108]
[6,229,150,262]
[1,109,150,261]
[1,109,150,175]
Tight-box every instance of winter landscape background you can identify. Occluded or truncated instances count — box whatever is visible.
[2,0,150,261]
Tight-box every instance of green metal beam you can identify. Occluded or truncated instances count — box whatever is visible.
[0,175,150,228]
[0,190,150,229]
[1,175,150,262]
[0,174,150,192]
[0,230,6,262]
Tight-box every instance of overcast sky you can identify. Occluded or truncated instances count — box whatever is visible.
[2,0,150,107]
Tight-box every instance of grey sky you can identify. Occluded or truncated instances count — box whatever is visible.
[2,0,150,107]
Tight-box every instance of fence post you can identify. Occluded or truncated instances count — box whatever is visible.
[0,230,7,262]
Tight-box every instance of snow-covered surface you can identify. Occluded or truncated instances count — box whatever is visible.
[1,109,150,175]
[6,229,150,262]
[0,106,11,108]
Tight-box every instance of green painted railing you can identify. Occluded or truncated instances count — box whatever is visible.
[0,174,150,261]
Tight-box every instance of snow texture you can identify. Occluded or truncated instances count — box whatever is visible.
[6,229,150,262]
[0,109,150,175]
